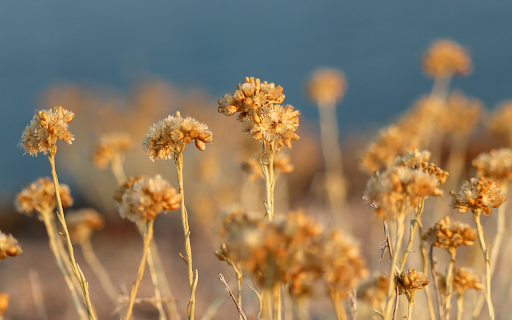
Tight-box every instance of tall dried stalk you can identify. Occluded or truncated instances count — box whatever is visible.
[260,142,276,220]
[147,245,167,320]
[456,294,464,320]
[418,222,436,320]
[444,247,457,320]
[430,246,445,320]
[48,151,96,320]
[331,289,348,320]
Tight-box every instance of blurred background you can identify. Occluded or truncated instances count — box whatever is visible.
[1,1,512,319]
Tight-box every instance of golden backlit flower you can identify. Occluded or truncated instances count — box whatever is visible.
[66,208,105,243]
[453,267,483,296]
[358,274,388,309]
[306,68,346,105]
[439,91,482,136]
[411,162,449,185]
[394,149,431,167]
[21,106,75,156]
[396,269,429,304]
[143,112,213,161]
[450,177,505,215]
[364,166,442,219]
[486,101,512,146]
[115,175,182,224]
[472,148,512,186]
[15,177,73,216]
[0,293,9,316]
[92,132,133,169]
[422,40,471,78]
[423,216,477,249]
[0,231,22,260]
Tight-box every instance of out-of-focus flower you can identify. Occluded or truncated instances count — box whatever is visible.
[92,132,133,169]
[486,101,512,146]
[306,68,346,106]
[394,149,431,167]
[422,40,471,78]
[472,148,512,186]
[0,293,9,316]
[396,269,429,304]
[423,216,477,249]
[453,267,483,296]
[15,177,73,216]
[450,177,505,215]
[439,91,482,136]
[0,232,22,260]
[21,106,75,156]
[66,208,105,243]
[358,274,388,309]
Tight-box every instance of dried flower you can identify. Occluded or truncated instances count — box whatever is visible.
[394,149,431,167]
[92,132,133,169]
[66,208,105,243]
[0,232,23,260]
[21,106,75,156]
[423,216,477,248]
[472,148,512,186]
[115,175,182,224]
[396,269,429,304]
[15,177,73,216]
[358,274,388,309]
[450,177,505,215]
[422,40,471,78]
[0,293,9,316]
[306,68,346,105]
[143,112,213,161]
[411,162,449,185]
[453,267,483,296]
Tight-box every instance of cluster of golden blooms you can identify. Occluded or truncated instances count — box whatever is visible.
[218,77,300,150]
[449,177,506,215]
[66,209,105,243]
[486,101,512,145]
[21,106,75,156]
[396,269,430,303]
[92,132,133,169]
[306,68,346,105]
[394,149,431,167]
[15,177,73,216]
[358,274,388,309]
[439,91,482,136]
[114,175,182,224]
[359,125,420,174]
[472,148,512,185]
[422,39,472,78]
[411,162,449,185]
[0,231,23,260]
[453,267,483,296]
[143,112,213,161]
[241,154,294,182]
[423,216,477,249]
[364,166,442,219]
[0,293,9,316]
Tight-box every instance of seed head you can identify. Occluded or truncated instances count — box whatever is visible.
[306,68,346,106]
[453,267,483,296]
[66,208,105,243]
[450,177,505,215]
[15,177,73,216]
[0,231,23,261]
[422,40,471,78]
[423,216,477,249]
[21,106,75,156]
[143,112,213,161]
[396,269,429,304]
[92,132,133,169]
[472,148,512,186]
[114,175,182,224]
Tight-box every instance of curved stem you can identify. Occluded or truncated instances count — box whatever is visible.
[399,197,425,272]
[124,219,155,320]
[444,247,457,320]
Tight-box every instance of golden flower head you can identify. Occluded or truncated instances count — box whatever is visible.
[422,40,471,78]
[411,161,449,186]
[364,166,442,220]
[450,177,505,215]
[143,111,213,161]
[92,132,133,169]
[66,208,105,243]
[396,269,429,303]
[472,148,512,186]
[0,293,9,316]
[394,149,431,167]
[306,68,346,106]
[219,77,300,150]
[0,231,23,260]
[453,267,483,296]
[423,216,477,249]
[486,101,512,146]
[15,177,73,216]
[115,175,182,224]
[358,274,388,309]
[21,106,75,156]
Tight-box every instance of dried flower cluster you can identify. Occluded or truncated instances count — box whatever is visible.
[66,208,105,243]
[358,274,388,309]
[486,101,512,145]
[364,166,442,219]
[143,112,213,161]
[396,269,430,303]
[422,40,472,78]
[218,77,300,150]
[450,177,506,215]
[439,91,482,136]
[21,106,75,156]
[92,132,133,169]
[453,267,483,295]
[15,177,73,216]
[411,162,449,185]
[423,216,477,249]
[115,175,182,224]
[0,231,22,260]
[241,154,294,182]
[472,148,512,185]
[394,149,431,167]
[306,68,346,105]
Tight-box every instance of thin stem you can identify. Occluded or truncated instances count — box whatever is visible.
[444,248,457,320]
[431,75,452,102]
[48,152,96,320]
[29,270,48,320]
[331,289,347,320]
[248,285,263,319]
[408,299,414,320]
[147,243,167,320]
[430,245,445,320]
[472,209,494,320]
[399,197,425,272]
[218,274,247,320]
[419,222,436,320]
[174,151,198,320]
[456,294,464,320]
[273,284,282,320]
[111,153,127,185]
[260,142,276,220]
[384,213,406,320]
[125,219,155,320]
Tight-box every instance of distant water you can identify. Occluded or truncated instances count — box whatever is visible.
[1,0,512,197]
